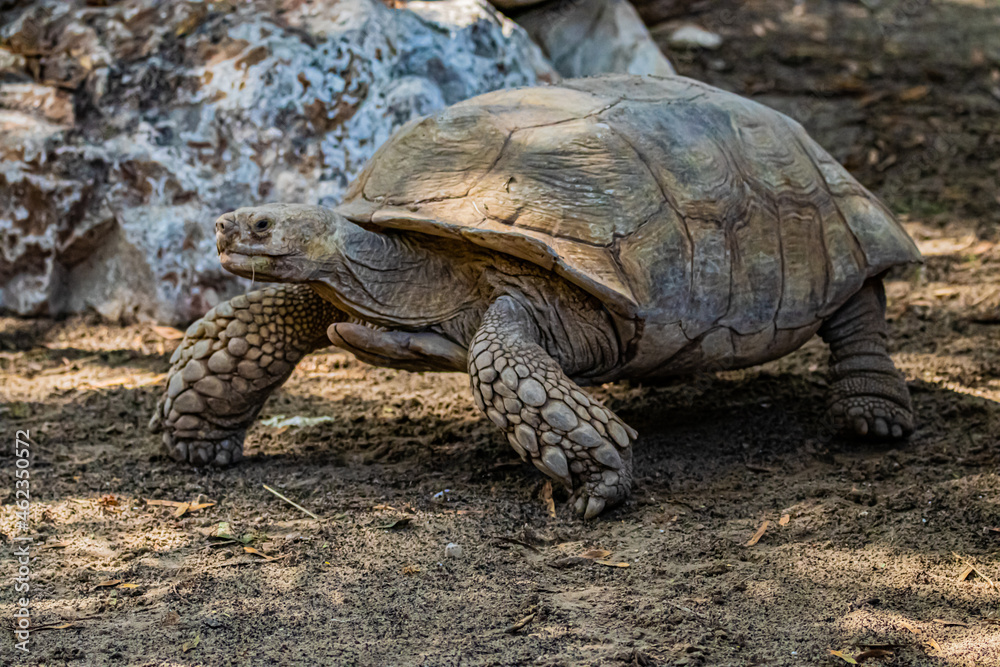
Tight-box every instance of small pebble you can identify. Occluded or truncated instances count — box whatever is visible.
[668,25,723,50]
[444,543,463,559]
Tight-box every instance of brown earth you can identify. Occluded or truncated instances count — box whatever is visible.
[2,1,1000,665]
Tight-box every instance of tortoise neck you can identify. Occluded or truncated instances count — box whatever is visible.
[309,222,478,329]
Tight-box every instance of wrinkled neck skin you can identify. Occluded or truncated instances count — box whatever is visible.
[308,221,479,329]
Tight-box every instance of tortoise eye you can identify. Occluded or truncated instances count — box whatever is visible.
[253,218,272,233]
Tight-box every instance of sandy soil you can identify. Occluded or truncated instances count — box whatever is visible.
[2,1,999,665]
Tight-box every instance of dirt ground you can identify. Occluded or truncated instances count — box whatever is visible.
[2,1,1000,665]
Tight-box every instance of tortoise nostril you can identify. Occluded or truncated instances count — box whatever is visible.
[215,216,236,237]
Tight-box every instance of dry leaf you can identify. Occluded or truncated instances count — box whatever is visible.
[900,621,921,634]
[402,565,420,575]
[595,560,630,568]
[145,499,187,507]
[779,514,790,526]
[745,520,770,547]
[244,546,277,561]
[540,480,556,518]
[152,325,185,340]
[830,649,858,664]
[188,502,215,512]
[172,502,191,518]
[898,85,930,102]
[958,565,976,581]
[182,633,201,653]
[504,612,536,634]
[925,639,942,653]
[120,583,140,589]
[579,549,612,560]
[212,522,234,540]
[94,580,122,588]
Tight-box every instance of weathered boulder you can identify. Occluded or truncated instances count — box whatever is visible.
[0,0,554,323]
[505,0,675,78]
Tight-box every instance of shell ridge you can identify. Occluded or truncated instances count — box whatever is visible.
[510,97,625,131]
[605,126,696,316]
[787,132,872,290]
[706,135,744,331]
[814,200,833,310]
[469,129,515,200]
[772,195,787,330]
[610,202,666,299]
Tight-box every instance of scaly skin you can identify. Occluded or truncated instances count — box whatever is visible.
[468,295,636,519]
[150,284,342,465]
[819,277,914,438]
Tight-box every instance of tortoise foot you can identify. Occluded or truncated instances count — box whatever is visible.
[150,284,342,469]
[469,296,635,519]
[161,430,246,467]
[820,279,914,442]
[828,393,913,440]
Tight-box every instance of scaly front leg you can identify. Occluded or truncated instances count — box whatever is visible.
[468,295,636,519]
[150,284,342,465]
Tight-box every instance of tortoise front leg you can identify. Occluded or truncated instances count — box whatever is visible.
[469,295,636,519]
[150,284,342,465]
[820,277,914,438]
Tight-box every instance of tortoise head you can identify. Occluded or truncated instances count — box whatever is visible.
[215,203,341,282]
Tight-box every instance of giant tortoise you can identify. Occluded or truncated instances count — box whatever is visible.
[151,74,921,518]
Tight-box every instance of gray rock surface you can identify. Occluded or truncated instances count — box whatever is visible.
[0,0,554,323]
[514,0,675,78]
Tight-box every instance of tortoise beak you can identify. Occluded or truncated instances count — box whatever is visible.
[219,251,280,279]
[215,213,239,254]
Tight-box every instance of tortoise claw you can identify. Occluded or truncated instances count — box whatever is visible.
[584,497,606,520]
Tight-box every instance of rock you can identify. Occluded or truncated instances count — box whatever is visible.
[667,24,723,50]
[514,0,675,77]
[0,0,554,323]
[630,0,712,26]
[444,543,464,558]
[0,83,74,125]
[490,0,545,9]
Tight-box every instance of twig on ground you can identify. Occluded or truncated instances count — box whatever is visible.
[665,599,709,620]
[488,535,542,553]
[953,551,997,590]
[262,484,320,520]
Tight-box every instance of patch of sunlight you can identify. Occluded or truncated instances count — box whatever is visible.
[260,415,336,428]
[744,579,779,602]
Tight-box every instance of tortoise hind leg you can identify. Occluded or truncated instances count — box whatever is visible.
[819,277,913,439]
[150,284,342,465]
[468,295,636,519]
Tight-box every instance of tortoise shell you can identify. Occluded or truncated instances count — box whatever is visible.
[337,74,919,369]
